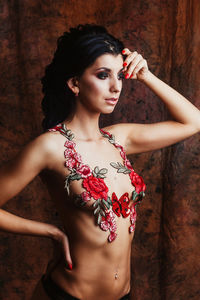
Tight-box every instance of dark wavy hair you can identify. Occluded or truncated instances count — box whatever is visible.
[41,24,124,130]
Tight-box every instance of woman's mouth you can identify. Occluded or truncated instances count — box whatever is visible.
[105,98,118,105]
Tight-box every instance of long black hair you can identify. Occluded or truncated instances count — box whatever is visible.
[41,24,124,130]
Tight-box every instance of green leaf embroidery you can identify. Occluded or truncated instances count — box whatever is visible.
[117,168,126,173]
[93,166,108,178]
[110,162,131,174]
[124,169,131,174]
[62,123,67,131]
[94,206,100,215]
[94,166,99,174]
[61,124,74,140]
[68,134,74,140]
[107,197,112,205]
[70,174,82,181]
[132,191,138,201]
[97,214,102,225]
[100,209,105,216]
[139,191,145,197]
[64,181,70,195]
[102,199,110,209]
[99,168,107,174]
[110,162,119,169]
[97,174,106,179]
[118,162,124,167]
[92,199,101,208]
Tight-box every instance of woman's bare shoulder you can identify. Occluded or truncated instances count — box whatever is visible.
[3,130,65,173]
[101,123,135,147]
[25,130,66,169]
[33,130,64,154]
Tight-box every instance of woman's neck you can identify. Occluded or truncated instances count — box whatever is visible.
[64,110,101,141]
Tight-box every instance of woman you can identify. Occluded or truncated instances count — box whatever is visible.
[0,24,200,300]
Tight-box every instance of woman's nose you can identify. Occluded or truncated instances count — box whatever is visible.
[110,77,121,93]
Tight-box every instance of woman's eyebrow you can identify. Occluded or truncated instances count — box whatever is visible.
[95,67,124,73]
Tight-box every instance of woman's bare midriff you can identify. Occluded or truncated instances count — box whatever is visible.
[41,172,135,300]
[50,206,133,300]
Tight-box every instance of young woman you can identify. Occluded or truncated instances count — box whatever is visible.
[0,24,200,300]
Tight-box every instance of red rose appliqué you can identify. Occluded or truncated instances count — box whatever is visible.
[129,171,146,194]
[82,175,108,200]
[76,164,92,178]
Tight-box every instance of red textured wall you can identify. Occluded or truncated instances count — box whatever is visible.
[0,1,200,299]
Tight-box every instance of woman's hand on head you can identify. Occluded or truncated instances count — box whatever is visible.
[122,48,149,81]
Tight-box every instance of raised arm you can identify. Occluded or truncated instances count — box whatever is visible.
[110,48,200,154]
[0,133,72,268]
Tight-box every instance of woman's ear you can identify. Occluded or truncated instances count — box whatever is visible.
[67,77,79,96]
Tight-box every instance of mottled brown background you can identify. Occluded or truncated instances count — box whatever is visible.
[0,0,200,299]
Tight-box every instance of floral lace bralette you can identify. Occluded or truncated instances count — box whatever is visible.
[49,123,146,242]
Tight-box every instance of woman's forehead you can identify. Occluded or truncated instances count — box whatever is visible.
[89,53,123,71]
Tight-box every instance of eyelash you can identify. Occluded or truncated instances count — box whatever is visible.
[97,72,124,80]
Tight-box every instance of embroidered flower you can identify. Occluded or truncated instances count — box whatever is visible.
[82,175,108,200]
[65,157,78,169]
[100,211,113,230]
[100,210,117,242]
[129,224,136,233]
[64,139,76,149]
[49,124,146,243]
[129,204,137,233]
[76,164,92,178]
[64,148,75,158]
[100,220,110,231]
[73,152,82,164]
[108,232,117,242]
[81,191,91,203]
[129,171,146,194]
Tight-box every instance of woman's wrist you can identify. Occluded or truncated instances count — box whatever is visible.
[46,224,64,241]
[138,70,154,84]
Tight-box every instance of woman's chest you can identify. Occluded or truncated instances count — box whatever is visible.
[48,124,146,243]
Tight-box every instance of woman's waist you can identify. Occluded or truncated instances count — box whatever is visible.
[62,210,134,249]
[50,241,131,276]
[64,230,132,270]
[49,260,131,300]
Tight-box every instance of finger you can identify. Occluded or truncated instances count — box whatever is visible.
[122,48,132,56]
[62,235,73,270]
[123,51,138,71]
[126,54,143,77]
[130,59,148,79]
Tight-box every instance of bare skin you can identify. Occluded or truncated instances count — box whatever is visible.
[0,50,200,300]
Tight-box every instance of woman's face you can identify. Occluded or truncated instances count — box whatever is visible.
[76,53,124,114]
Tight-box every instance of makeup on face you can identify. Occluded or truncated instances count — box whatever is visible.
[76,54,124,113]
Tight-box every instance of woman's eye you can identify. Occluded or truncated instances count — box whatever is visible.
[118,72,124,80]
[97,72,108,79]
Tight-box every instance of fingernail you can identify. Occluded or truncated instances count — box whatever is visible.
[122,50,126,54]
[123,62,127,67]
[68,263,73,270]
[130,74,134,78]
[125,73,129,79]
